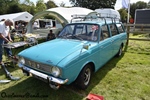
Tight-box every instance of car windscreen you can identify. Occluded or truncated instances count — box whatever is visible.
[58,23,99,42]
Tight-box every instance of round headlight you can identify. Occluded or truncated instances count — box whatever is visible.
[51,67,61,77]
[19,57,25,65]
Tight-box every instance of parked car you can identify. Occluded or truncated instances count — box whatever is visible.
[18,15,127,90]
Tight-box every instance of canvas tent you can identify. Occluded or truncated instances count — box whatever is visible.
[27,7,95,33]
[29,7,94,25]
[0,12,33,22]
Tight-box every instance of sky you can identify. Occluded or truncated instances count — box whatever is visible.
[22,0,149,9]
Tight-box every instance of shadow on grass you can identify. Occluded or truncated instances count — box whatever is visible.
[0,77,84,100]
[84,53,125,93]
[0,65,84,100]
[60,52,126,97]
[0,53,125,100]
[0,63,19,77]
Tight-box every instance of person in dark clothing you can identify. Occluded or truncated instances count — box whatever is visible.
[46,30,56,41]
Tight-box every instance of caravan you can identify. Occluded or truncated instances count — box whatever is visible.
[31,18,62,37]
[95,8,120,19]
[33,19,58,29]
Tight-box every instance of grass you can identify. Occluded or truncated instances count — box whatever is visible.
[0,36,150,100]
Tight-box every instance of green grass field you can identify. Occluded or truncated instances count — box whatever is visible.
[0,36,150,100]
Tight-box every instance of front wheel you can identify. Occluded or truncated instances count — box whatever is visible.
[75,64,92,90]
[116,45,123,57]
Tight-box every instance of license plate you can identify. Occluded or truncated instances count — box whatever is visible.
[32,74,47,83]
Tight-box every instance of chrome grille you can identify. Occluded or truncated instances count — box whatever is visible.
[24,59,51,73]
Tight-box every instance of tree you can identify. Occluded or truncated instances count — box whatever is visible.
[45,0,57,9]
[130,1,148,19]
[147,1,150,8]
[23,0,33,6]
[0,0,20,14]
[20,0,36,15]
[7,4,23,14]
[59,1,65,7]
[118,9,128,23]
[36,0,47,13]
[70,0,116,10]
[0,0,7,14]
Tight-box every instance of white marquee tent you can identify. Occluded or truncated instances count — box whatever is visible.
[27,7,95,33]
[47,7,95,23]
[30,7,95,24]
[0,12,33,22]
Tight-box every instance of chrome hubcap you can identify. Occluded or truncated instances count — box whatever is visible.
[84,68,91,85]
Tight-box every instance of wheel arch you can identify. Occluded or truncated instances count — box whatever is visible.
[75,61,95,81]
[73,61,95,89]
[121,42,124,48]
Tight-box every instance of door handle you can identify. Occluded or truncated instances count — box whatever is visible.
[111,40,114,42]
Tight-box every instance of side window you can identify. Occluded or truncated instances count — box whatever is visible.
[116,23,125,33]
[88,25,99,41]
[101,25,110,40]
[109,24,119,36]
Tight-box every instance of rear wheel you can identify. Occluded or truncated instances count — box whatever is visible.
[75,64,92,90]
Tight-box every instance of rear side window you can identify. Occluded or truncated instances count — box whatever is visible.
[116,23,125,33]
[101,25,110,40]
[109,24,119,36]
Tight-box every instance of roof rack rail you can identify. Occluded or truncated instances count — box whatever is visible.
[70,13,121,24]
[96,13,121,24]
[70,14,86,23]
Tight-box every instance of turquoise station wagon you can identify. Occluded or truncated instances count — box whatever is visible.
[18,15,127,90]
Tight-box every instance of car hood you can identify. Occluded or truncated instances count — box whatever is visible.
[18,39,91,66]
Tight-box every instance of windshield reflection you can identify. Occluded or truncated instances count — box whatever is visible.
[58,23,99,42]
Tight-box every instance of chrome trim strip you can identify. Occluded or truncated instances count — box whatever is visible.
[22,66,68,84]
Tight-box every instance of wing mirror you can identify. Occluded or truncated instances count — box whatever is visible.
[83,44,91,50]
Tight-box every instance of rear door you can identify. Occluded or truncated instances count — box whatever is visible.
[116,23,127,44]
[108,24,121,56]
[97,24,113,66]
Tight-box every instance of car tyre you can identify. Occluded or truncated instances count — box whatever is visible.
[116,45,123,57]
[75,64,92,90]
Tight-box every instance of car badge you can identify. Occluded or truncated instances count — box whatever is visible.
[46,60,52,63]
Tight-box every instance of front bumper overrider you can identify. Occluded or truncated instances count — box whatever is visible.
[20,65,68,89]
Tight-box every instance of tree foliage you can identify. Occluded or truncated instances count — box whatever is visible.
[45,0,57,9]
[22,0,34,6]
[59,1,66,7]
[130,1,148,19]
[0,0,57,15]
[0,0,20,14]
[118,9,128,23]
[0,0,149,20]
[36,0,47,12]
[70,0,116,10]
[7,4,23,14]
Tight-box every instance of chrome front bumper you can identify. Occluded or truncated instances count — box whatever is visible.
[22,65,68,85]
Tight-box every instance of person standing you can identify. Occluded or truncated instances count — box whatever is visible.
[0,19,14,64]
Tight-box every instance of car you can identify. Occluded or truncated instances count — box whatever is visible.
[17,15,127,90]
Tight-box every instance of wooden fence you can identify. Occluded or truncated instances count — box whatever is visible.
[124,24,150,45]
